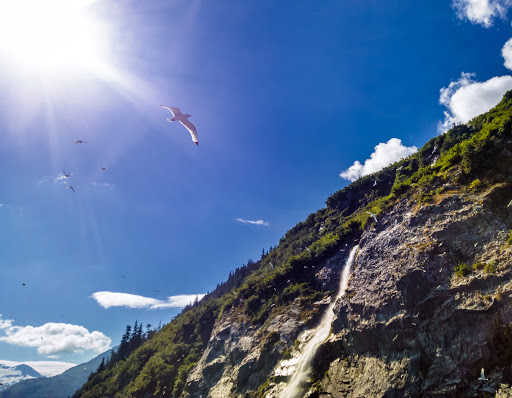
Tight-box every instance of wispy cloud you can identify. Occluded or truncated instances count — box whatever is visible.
[438,72,512,132]
[235,218,270,226]
[91,182,114,190]
[54,173,70,184]
[452,0,512,27]
[0,360,75,377]
[91,291,205,310]
[0,315,111,356]
[339,138,417,182]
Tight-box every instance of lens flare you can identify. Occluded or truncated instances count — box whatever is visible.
[0,0,110,72]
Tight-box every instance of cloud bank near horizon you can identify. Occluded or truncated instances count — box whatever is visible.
[0,360,76,377]
[0,315,111,356]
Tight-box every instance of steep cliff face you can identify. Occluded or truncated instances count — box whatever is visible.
[181,186,512,398]
[323,186,512,397]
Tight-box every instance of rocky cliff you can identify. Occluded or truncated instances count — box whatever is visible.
[181,188,512,398]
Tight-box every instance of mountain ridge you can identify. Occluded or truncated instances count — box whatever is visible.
[0,348,114,398]
[75,91,512,397]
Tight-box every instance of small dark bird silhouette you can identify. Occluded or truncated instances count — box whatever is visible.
[73,140,87,144]
[63,170,72,178]
[22,283,26,287]
[66,186,75,192]
[101,167,107,171]
[153,290,160,293]
[0,382,4,386]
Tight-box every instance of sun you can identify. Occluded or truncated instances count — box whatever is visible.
[0,0,110,72]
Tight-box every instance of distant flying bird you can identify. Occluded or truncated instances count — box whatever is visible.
[66,186,75,192]
[366,211,377,223]
[154,290,160,293]
[22,283,26,287]
[479,368,488,381]
[63,170,72,178]
[101,167,107,171]
[396,166,403,171]
[373,180,377,187]
[41,336,43,340]
[73,140,87,144]
[161,105,198,145]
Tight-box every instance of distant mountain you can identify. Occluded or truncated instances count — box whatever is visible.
[0,348,114,398]
[0,363,43,392]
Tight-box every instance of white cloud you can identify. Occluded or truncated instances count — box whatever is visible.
[438,72,512,131]
[91,291,205,310]
[0,315,111,355]
[0,360,75,377]
[452,0,512,27]
[339,138,417,182]
[502,38,512,70]
[235,218,270,226]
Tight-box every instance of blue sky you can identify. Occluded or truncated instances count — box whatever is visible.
[1,0,512,370]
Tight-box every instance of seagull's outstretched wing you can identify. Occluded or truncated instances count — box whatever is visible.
[180,119,199,145]
[160,105,182,118]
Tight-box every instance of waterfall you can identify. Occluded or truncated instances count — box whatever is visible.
[280,245,358,398]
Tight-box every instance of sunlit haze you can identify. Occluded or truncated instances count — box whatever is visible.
[0,0,110,72]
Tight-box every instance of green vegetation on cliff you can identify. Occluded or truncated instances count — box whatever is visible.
[75,91,512,397]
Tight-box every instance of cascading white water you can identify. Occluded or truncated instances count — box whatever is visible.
[280,245,358,398]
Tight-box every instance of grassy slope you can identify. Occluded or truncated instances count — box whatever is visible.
[75,91,512,398]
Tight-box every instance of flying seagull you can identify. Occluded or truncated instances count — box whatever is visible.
[161,105,198,146]
[366,211,377,223]
[66,186,75,192]
[73,140,87,144]
[479,368,488,381]
[63,170,73,178]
